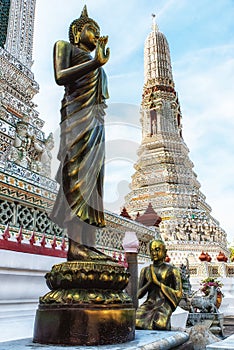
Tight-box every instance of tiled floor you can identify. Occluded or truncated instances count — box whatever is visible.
[224,316,234,337]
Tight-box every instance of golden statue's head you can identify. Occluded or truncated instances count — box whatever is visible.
[149,240,167,263]
[69,5,100,46]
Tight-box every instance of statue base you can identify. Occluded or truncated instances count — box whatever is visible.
[33,259,135,345]
[33,304,135,346]
[187,312,224,337]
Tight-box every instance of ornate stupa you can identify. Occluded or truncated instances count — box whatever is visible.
[124,15,229,263]
[0,0,63,241]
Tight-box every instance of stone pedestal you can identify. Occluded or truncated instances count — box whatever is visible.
[123,231,139,309]
[33,260,135,346]
[125,252,139,309]
[33,304,134,346]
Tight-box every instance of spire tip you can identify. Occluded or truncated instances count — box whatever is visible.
[151,13,159,31]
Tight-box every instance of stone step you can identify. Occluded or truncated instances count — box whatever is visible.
[0,330,189,350]
[206,334,234,349]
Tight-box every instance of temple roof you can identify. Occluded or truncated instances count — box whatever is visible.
[135,203,161,227]
[120,207,132,220]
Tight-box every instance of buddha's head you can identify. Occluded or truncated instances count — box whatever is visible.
[149,240,167,263]
[69,5,100,51]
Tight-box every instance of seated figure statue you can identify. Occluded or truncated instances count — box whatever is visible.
[136,240,182,330]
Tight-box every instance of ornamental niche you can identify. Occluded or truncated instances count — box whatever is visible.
[7,118,54,178]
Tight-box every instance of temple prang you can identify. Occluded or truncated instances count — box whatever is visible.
[124,17,229,262]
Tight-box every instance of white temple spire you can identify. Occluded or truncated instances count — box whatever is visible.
[5,0,36,69]
[125,19,227,252]
[144,16,173,85]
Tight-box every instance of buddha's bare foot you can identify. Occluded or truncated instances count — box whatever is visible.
[67,239,117,262]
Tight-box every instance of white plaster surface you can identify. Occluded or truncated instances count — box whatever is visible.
[171,306,189,330]
[0,249,65,342]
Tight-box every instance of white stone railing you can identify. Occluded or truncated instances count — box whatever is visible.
[2,161,58,192]
[188,261,234,278]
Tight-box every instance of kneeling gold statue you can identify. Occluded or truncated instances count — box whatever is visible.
[136,240,182,330]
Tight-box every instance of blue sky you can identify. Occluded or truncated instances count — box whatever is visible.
[32,0,234,244]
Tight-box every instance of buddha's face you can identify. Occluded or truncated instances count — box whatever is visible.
[150,241,166,263]
[79,23,100,51]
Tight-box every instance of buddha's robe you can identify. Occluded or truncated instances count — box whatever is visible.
[50,44,108,231]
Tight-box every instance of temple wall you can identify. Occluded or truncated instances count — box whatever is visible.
[0,249,65,342]
[186,262,234,317]
[190,276,234,317]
